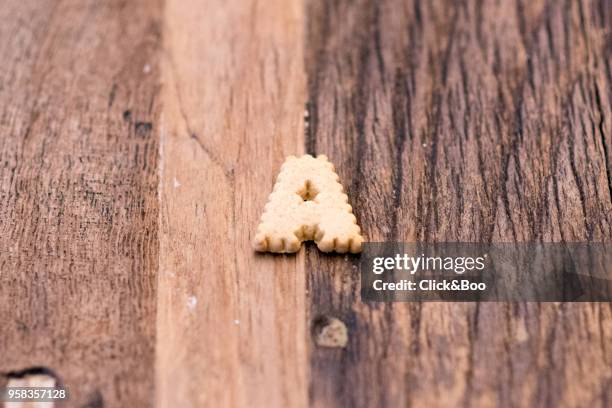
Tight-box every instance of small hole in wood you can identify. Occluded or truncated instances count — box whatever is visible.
[2,366,64,394]
[312,315,348,348]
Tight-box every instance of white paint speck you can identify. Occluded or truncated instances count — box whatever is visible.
[515,318,529,342]
[187,295,198,310]
[173,177,181,188]
[422,143,427,147]
[143,64,151,74]
[234,319,240,325]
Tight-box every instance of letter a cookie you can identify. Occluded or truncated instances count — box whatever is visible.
[253,155,363,253]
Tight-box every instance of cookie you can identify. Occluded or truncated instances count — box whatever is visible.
[253,154,363,253]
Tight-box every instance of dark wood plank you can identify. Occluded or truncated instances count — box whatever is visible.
[305,0,612,406]
[0,0,162,405]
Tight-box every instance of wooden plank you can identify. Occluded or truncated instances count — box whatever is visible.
[0,0,162,406]
[156,0,307,407]
[305,0,612,406]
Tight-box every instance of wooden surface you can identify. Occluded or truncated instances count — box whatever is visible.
[157,0,307,406]
[0,0,162,406]
[0,0,610,407]
[305,1,611,406]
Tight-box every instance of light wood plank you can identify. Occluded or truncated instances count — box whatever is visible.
[156,0,308,406]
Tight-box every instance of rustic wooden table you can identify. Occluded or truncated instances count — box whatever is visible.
[1,0,610,407]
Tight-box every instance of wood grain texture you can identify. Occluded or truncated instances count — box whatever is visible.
[1,0,611,407]
[305,0,611,406]
[156,0,307,407]
[0,0,162,406]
